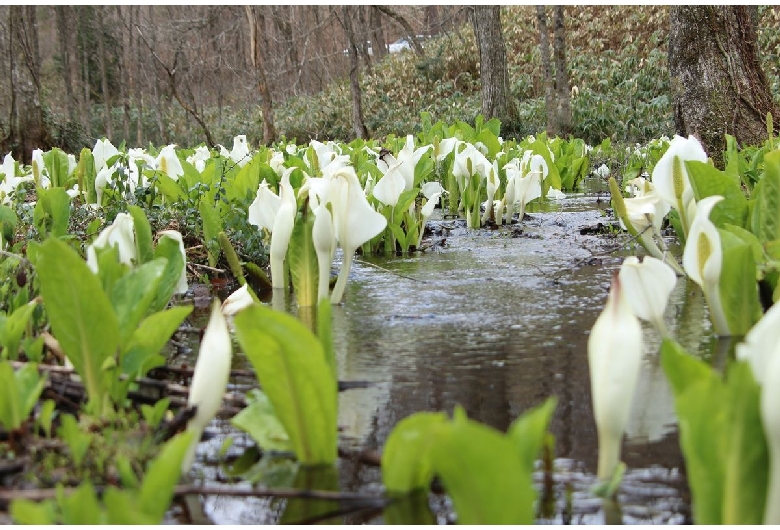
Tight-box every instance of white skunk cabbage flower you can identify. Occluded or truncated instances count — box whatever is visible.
[93,138,120,171]
[182,299,233,473]
[158,230,189,295]
[187,146,211,173]
[221,283,255,317]
[417,192,442,248]
[618,256,677,337]
[651,134,707,237]
[329,166,387,304]
[682,195,728,336]
[86,213,137,273]
[372,161,406,207]
[268,169,297,289]
[588,272,643,482]
[155,144,184,181]
[229,135,250,167]
[312,203,336,303]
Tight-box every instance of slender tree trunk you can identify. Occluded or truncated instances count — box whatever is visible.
[54,6,75,122]
[246,6,276,145]
[339,6,368,139]
[76,7,91,138]
[5,6,50,162]
[370,7,387,61]
[131,6,143,146]
[96,6,113,140]
[536,6,555,135]
[472,5,512,126]
[669,6,778,167]
[553,6,572,136]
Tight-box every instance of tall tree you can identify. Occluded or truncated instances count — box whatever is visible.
[471,6,513,127]
[536,6,555,135]
[337,6,368,139]
[552,6,572,136]
[96,6,114,141]
[246,6,277,145]
[53,6,76,122]
[669,6,778,167]
[4,6,50,162]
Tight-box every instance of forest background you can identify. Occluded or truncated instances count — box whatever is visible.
[2,5,780,161]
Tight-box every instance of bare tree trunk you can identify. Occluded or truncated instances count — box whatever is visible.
[76,7,91,138]
[131,6,143,146]
[338,6,368,139]
[375,5,424,56]
[536,6,555,135]
[97,6,113,140]
[553,6,572,136]
[471,6,512,126]
[54,6,76,122]
[669,6,778,167]
[246,6,276,145]
[370,7,387,61]
[5,6,50,162]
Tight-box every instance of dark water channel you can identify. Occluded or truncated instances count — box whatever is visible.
[179,188,714,524]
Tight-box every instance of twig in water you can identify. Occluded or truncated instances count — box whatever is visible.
[354,258,427,283]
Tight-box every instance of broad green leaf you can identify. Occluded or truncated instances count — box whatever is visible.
[37,238,119,414]
[751,150,780,242]
[686,160,748,229]
[103,489,155,525]
[122,305,192,376]
[528,139,561,190]
[231,390,293,453]
[138,431,193,521]
[430,415,535,524]
[128,205,154,264]
[15,363,46,429]
[718,234,761,336]
[393,188,420,218]
[151,171,185,201]
[234,304,337,465]
[0,203,17,243]
[388,223,408,251]
[148,236,185,313]
[58,414,91,467]
[287,212,318,307]
[33,187,71,238]
[661,340,726,524]
[227,157,265,203]
[60,482,102,524]
[507,397,558,473]
[0,301,37,360]
[78,148,97,204]
[381,411,448,495]
[723,223,764,264]
[722,362,767,524]
[10,498,57,524]
[140,397,170,430]
[110,258,166,347]
[43,147,72,188]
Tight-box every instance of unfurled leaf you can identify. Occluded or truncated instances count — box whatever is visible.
[234,304,337,465]
[288,211,318,307]
[128,205,154,264]
[110,258,166,347]
[507,397,558,473]
[122,305,192,376]
[231,390,293,453]
[381,412,448,495]
[138,432,193,521]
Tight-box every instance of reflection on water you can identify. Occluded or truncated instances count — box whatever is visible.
[193,195,711,524]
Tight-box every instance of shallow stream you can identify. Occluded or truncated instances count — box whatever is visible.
[178,188,714,524]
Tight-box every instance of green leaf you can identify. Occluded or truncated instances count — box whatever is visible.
[234,304,337,465]
[231,390,293,453]
[103,488,155,525]
[0,301,37,360]
[33,187,71,238]
[507,397,558,473]
[37,238,119,414]
[138,431,193,521]
[317,299,335,379]
[199,198,222,267]
[141,397,170,430]
[152,171,185,201]
[686,160,748,229]
[751,150,780,242]
[58,414,91,467]
[279,466,341,524]
[718,234,762,336]
[722,362,767,524]
[382,491,437,525]
[429,415,535,524]
[661,339,726,524]
[287,212,318,307]
[43,147,72,188]
[0,203,18,243]
[10,498,57,524]
[148,236,185,313]
[110,258,166,347]
[60,482,102,524]
[128,205,154,264]
[381,412,448,495]
[122,305,193,377]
